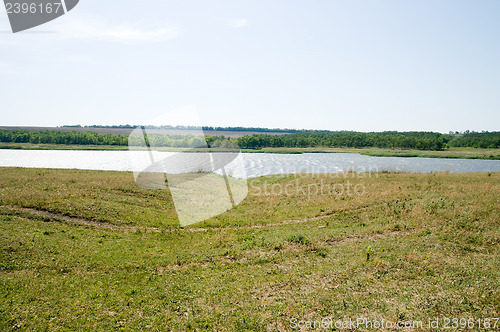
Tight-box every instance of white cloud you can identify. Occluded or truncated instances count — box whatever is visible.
[224,18,248,29]
[52,16,180,43]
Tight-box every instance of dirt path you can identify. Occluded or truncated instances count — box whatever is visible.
[1,201,389,233]
[2,205,160,233]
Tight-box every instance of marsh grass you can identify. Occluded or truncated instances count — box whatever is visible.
[245,147,500,160]
[0,167,499,330]
[1,142,499,160]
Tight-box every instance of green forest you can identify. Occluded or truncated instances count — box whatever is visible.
[0,129,499,150]
[0,130,128,146]
[236,131,500,150]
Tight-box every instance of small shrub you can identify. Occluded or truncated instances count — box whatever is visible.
[315,248,328,258]
[365,246,373,261]
[286,234,310,245]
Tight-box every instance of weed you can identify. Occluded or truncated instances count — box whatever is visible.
[286,234,310,245]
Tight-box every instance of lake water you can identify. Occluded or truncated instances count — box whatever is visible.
[0,149,499,179]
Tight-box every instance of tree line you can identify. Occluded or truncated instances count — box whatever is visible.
[0,130,127,146]
[235,131,450,150]
[235,131,500,150]
[1,129,499,150]
[447,131,500,149]
[62,124,298,133]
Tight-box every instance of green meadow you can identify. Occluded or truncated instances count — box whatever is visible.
[0,168,499,330]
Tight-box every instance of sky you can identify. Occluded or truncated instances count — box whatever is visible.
[0,0,499,132]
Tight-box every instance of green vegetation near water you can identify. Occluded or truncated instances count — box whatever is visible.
[0,167,499,330]
[1,129,499,153]
[1,141,499,160]
[359,147,500,160]
[243,147,500,160]
[236,131,500,150]
[0,142,129,151]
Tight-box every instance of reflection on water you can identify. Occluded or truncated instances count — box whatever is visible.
[0,150,499,178]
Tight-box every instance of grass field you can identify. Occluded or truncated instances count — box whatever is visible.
[0,168,499,330]
[359,147,500,160]
[1,142,499,160]
[248,147,500,160]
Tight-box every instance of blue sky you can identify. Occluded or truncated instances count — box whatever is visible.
[0,0,499,132]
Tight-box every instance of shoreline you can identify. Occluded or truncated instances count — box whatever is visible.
[0,143,499,160]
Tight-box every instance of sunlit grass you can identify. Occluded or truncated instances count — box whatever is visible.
[0,168,498,330]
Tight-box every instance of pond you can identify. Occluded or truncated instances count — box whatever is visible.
[0,149,499,179]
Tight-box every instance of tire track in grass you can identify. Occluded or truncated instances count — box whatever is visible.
[1,205,157,232]
[1,198,411,232]
[1,204,415,273]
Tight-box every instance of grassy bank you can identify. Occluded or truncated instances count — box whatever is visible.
[0,168,499,330]
[0,143,129,151]
[359,147,500,160]
[2,142,499,160]
[246,147,500,160]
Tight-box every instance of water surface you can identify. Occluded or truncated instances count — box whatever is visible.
[0,150,499,179]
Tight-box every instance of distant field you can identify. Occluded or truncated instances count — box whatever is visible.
[0,168,498,330]
[0,126,289,139]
